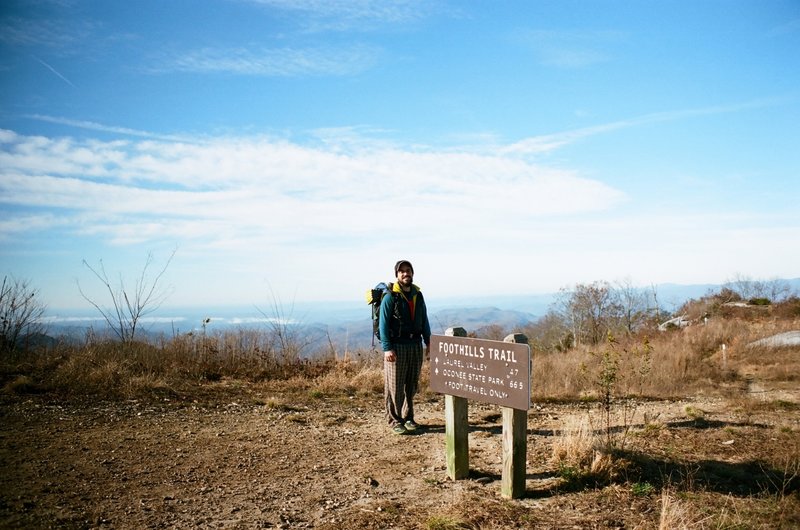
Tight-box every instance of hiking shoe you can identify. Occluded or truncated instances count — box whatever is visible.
[392,424,408,435]
[404,420,420,432]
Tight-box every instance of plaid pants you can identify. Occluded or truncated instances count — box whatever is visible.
[384,341,424,426]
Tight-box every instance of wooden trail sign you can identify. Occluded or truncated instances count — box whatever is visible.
[429,334,531,410]
[430,330,532,499]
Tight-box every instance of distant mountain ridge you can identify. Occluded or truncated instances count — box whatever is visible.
[42,278,800,354]
[429,307,535,333]
[327,278,800,352]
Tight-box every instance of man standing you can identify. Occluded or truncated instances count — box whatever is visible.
[380,259,432,435]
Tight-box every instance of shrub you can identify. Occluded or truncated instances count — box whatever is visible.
[631,481,655,497]
[749,297,771,306]
[2,375,41,394]
[774,297,800,318]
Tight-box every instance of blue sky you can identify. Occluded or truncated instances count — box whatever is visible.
[1,0,799,314]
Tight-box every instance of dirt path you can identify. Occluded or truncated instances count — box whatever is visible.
[0,392,461,528]
[1,385,799,529]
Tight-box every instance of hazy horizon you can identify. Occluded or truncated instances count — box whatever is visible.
[43,278,800,324]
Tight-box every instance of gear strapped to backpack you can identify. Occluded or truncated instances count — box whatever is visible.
[365,282,393,348]
[365,282,424,349]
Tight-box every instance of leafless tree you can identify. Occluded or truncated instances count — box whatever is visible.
[522,310,572,352]
[649,284,662,324]
[0,276,47,355]
[614,277,650,335]
[725,273,763,301]
[78,250,175,343]
[474,323,506,341]
[556,281,623,347]
[255,291,314,361]
[725,273,794,303]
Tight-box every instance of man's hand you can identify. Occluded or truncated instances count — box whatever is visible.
[425,344,430,361]
[384,350,396,362]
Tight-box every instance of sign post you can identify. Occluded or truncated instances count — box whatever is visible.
[501,396,528,497]
[430,330,531,498]
[445,393,469,479]
[442,327,469,480]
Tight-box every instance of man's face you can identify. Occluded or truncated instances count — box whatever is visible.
[396,264,413,287]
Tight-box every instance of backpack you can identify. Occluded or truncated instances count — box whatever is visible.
[365,282,394,348]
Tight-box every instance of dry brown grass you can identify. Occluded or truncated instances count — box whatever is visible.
[658,489,698,529]
[532,336,700,401]
[549,411,635,488]
[2,312,797,410]
[550,414,595,471]
[0,331,383,400]
[310,358,384,396]
[531,316,800,402]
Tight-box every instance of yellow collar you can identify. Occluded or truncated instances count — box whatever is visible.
[393,282,420,294]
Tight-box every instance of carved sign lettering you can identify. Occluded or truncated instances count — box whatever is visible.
[429,335,531,410]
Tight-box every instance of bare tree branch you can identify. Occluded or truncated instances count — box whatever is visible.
[0,276,47,355]
[77,249,176,343]
[255,288,314,361]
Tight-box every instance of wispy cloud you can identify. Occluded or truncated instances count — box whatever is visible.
[157,44,380,76]
[768,17,800,37]
[503,98,787,155]
[0,14,96,54]
[25,115,195,143]
[0,16,75,48]
[512,29,626,69]
[0,126,626,249]
[0,213,62,241]
[244,0,435,31]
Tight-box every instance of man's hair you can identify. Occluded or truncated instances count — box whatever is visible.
[394,260,413,275]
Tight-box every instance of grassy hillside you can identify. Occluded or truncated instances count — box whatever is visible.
[1,294,799,528]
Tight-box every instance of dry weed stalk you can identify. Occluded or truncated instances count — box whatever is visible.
[550,414,624,485]
[658,489,694,529]
[551,414,595,471]
[760,436,800,499]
